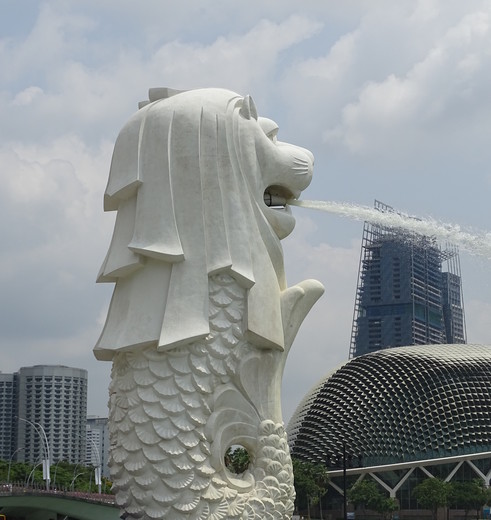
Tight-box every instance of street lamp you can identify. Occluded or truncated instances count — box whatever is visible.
[72,462,82,482]
[7,447,24,485]
[86,435,102,494]
[77,430,102,494]
[25,461,42,488]
[70,471,85,491]
[327,442,349,520]
[53,459,64,490]
[342,441,347,520]
[17,417,51,491]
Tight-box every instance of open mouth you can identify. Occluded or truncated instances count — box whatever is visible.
[263,185,295,209]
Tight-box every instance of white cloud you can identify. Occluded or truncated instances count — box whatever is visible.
[0,133,115,415]
[464,300,491,345]
[298,31,359,84]
[409,0,440,23]
[323,7,491,155]
[149,16,322,96]
[2,135,111,213]
[12,86,43,106]
[0,136,114,347]
[0,3,95,85]
[1,11,323,145]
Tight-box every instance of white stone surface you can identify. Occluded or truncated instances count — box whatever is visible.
[95,87,324,519]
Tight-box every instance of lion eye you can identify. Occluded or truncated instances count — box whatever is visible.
[266,129,278,143]
[258,117,279,143]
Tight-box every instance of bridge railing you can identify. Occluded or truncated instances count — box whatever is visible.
[0,482,115,505]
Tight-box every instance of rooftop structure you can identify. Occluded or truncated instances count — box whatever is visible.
[287,344,491,509]
[288,344,491,467]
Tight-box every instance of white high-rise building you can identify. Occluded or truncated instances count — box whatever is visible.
[0,373,16,461]
[16,365,88,464]
[86,416,110,477]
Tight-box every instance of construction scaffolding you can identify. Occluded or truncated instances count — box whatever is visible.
[349,200,466,359]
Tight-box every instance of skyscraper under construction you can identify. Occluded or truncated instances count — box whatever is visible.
[349,201,466,359]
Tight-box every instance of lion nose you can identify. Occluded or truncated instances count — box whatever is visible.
[300,147,314,166]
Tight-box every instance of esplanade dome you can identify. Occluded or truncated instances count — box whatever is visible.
[287,344,491,467]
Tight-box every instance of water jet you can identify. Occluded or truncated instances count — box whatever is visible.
[289,199,491,259]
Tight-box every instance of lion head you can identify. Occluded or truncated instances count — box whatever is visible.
[94,88,314,360]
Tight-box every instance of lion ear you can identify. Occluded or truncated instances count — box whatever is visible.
[240,95,258,120]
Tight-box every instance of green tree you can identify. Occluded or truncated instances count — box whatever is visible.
[0,459,113,494]
[224,446,250,475]
[413,477,450,520]
[449,480,491,520]
[348,479,381,511]
[374,496,399,520]
[292,458,329,518]
[348,479,398,519]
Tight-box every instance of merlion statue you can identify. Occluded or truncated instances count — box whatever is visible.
[94,87,324,519]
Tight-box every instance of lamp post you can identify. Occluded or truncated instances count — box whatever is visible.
[70,471,85,491]
[74,431,101,494]
[18,417,50,491]
[26,461,42,488]
[7,447,24,485]
[342,441,347,520]
[53,459,64,490]
[86,435,102,494]
[327,441,348,520]
[72,462,81,483]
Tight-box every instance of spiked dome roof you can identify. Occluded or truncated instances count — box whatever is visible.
[287,344,491,467]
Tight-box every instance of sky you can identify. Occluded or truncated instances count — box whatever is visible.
[2,0,491,422]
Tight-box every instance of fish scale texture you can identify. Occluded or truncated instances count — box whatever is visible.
[108,273,295,519]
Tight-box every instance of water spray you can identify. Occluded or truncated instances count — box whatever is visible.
[289,199,491,260]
